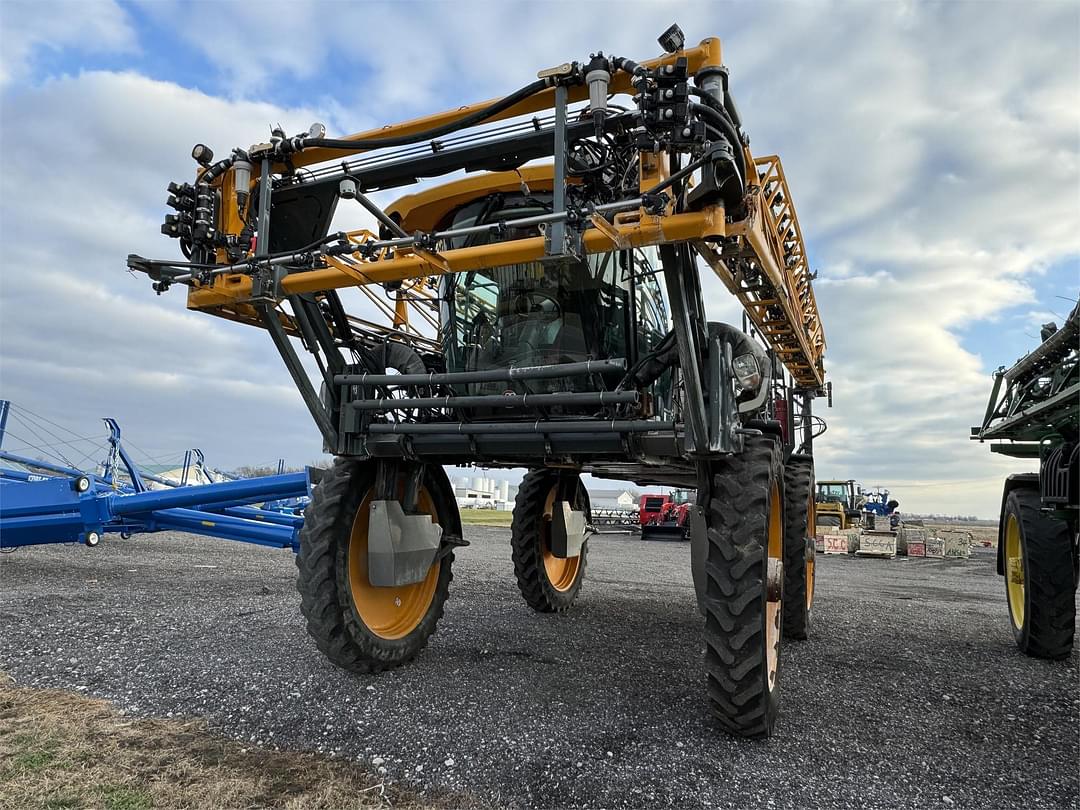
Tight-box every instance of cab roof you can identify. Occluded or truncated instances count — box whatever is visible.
[385,165,560,233]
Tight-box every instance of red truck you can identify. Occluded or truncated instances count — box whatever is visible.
[638,489,693,540]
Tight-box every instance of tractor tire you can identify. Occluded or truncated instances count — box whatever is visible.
[296,459,457,673]
[1002,488,1075,660]
[511,469,589,613]
[783,455,816,640]
[702,436,785,738]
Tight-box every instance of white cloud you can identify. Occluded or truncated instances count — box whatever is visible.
[0,71,335,466]
[0,0,137,86]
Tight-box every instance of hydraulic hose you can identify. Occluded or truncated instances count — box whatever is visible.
[688,101,746,182]
[302,78,551,153]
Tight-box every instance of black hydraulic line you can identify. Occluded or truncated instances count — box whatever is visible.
[367,420,673,435]
[260,304,339,449]
[642,150,714,198]
[687,87,734,124]
[335,358,626,387]
[290,294,345,376]
[687,101,745,182]
[799,391,813,455]
[304,79,551,153]
[322,290,358,347]
[350,390,639,412]
[291,111,639,203]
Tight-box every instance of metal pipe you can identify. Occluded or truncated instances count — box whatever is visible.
[146,507,297,549]
[548,83,569,257]
[0,450,108,484]
[350,390,639,411]
[367,420,673,435]
[172,197,644,285]
[348,186,410,238]
[376,197,641,249]
[211,506,304,528]
[335,358,626,387]
[0,400,9,449]
[106,472,309,516]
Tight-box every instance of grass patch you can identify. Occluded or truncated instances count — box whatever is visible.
[99,785,152,810]
[0,673,454,810]
[12,748,57,772]
[458,509,514,527]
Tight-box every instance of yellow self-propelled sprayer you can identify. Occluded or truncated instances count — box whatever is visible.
[129,24,828,738]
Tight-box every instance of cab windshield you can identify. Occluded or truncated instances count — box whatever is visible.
[438,193,671,406]
[817,483,851,503]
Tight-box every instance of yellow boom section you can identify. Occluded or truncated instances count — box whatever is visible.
[695,155,825,388]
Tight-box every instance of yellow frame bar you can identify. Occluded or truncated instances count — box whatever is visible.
[187,207,728,305]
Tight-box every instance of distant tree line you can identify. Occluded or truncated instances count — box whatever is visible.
[231,459,332,478]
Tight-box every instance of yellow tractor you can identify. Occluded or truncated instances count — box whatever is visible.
[815,479,861,530]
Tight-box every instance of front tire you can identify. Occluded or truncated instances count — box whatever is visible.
[296,460,457,672]
[511,469,589,613]
[1003,487,1075,659]
[783,455,816,640]
[703,437,785,738]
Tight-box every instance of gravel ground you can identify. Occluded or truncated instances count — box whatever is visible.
[1,529,1077,809]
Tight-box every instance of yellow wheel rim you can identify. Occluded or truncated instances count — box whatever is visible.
[766,480,783,690]
[541,486,581,592]
[805,490,816,610]
[347,487,441,640]
[1005,513,1025,630]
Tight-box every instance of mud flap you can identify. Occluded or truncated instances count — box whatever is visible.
[367,500,442,586]
[550,502,587,559]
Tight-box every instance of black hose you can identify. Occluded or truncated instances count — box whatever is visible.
[689,102,745,182]
[304,78,551,153]
[688,87,731,122]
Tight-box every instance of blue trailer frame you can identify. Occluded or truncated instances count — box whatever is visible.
[0,400,310,551]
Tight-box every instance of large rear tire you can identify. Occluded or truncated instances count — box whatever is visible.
[296,460,457,672]
[703,437,785,738]
[783,455,816,640]
[1003,487,1075,660]
[511,469,589,613]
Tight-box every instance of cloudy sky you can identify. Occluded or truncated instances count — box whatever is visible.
[0,0,1076,518]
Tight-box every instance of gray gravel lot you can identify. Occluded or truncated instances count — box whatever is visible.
[1,528,1077,809]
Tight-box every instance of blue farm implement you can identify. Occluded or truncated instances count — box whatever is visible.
[0,401,310,551]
